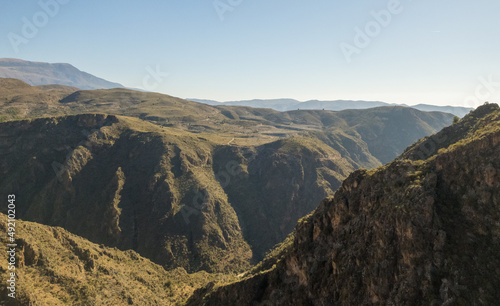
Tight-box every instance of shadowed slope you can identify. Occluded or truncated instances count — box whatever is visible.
[0,114,252,273]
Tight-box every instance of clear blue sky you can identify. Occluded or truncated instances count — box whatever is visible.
[1,0,499,107]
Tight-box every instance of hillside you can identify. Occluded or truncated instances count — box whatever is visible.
[399,102,500,161]
[0,109,455,264]
[188,103,500,305]
[0,113,362,269]
[0,114,252,273]
[0,213,234,305]
[0,80,455,164]
[0,81,457,267]
[0,58,123,90]
[334,106,454,164]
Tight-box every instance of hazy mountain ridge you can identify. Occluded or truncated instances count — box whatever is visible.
[0,56,471,118]
[0,58,123,90]
[188,103,500,305]
[190,98,472,117]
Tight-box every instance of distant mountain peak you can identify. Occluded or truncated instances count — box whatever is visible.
[0,58,124,90]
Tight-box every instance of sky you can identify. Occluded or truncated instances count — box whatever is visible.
[1,0,500,107]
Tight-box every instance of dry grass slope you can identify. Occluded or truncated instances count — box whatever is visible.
[0,213,237,305]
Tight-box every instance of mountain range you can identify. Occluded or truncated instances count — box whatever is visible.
[1,102,497,304]
[0,58,472,117]
[0,79,455,272]
[0,59,496,305]
[189,98,473,118]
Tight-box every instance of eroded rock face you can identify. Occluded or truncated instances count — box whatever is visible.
[190,104,500,305]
